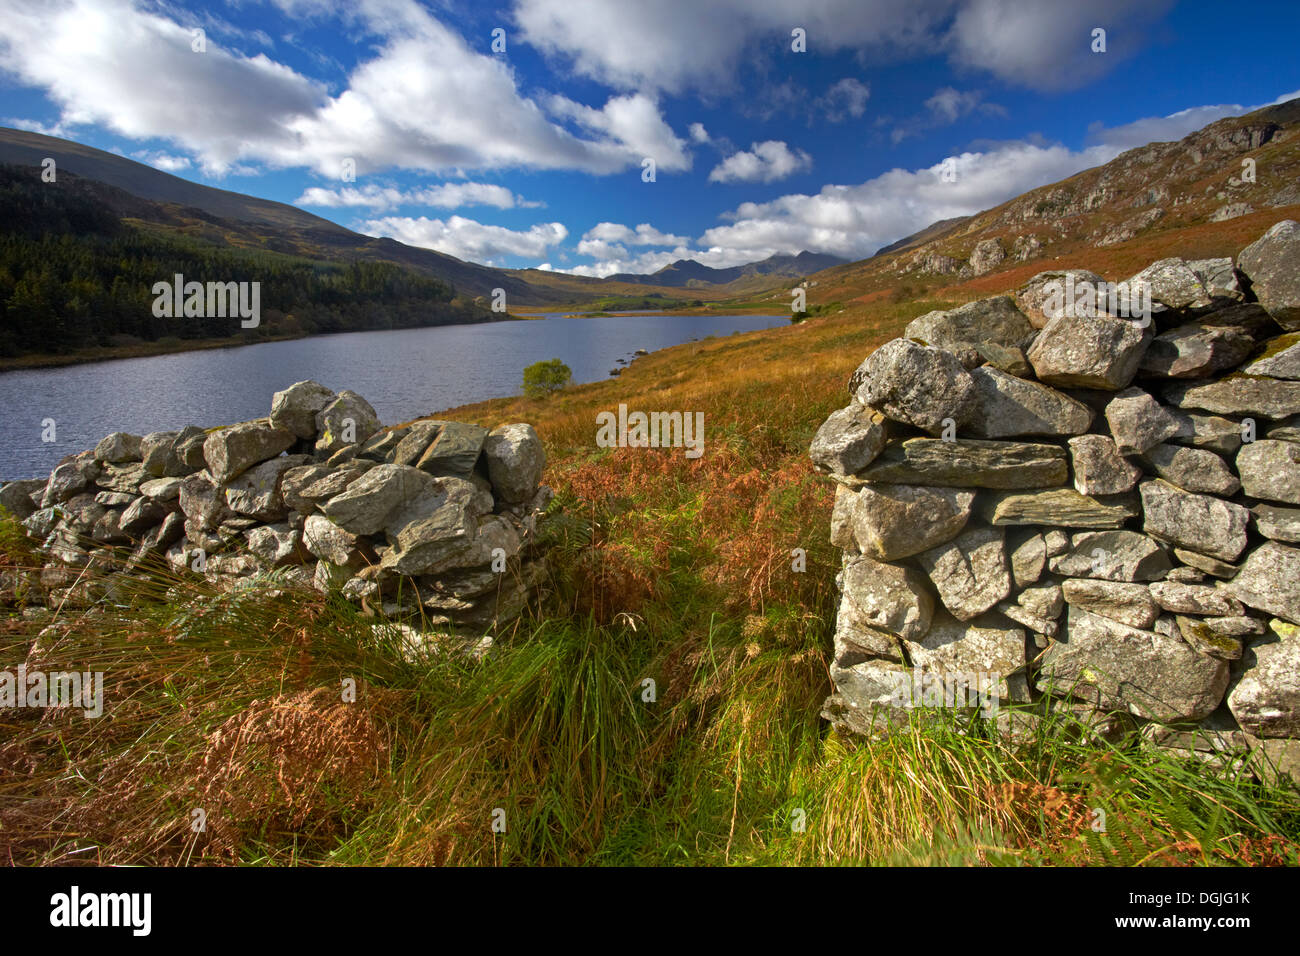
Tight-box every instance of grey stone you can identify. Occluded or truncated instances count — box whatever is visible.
[905,612,1027,701]
[415,421,488,478]
[93,432,143,463]
[1174,548,1241,579]
[41,457,100,507]
[917,525,1011,620]
[246,523,305,567]
[321,464,437,535]
[1140,479,1250,562]
[0,479,44,520]
[356,426,409,462]
[1175,617,1245,661]
[1149,581,1243,617]
[968,239,1006,277]
[178,471,231,532]
[855,338,979,435]
[1236,440,1300,504]
[1019,583,1064,619]
[1228,620,1300,737]
[1068,434,1141,495]
[1026,312,1151,390]
[380,478,491,577]
[95,462,147,493]
[1243,332,1300,380]
[1050,530,1172,582]
[1009,531,1047,587]
[483,423,547,503]
[1039,608,1229,721]
[1142,443,1240,496]
[1228,542,1300,624]
[833,591,906,664]
[1164,375,1300,420]
[980,488,1139,528]
[203,422,295,483]
[1139,322,1256,378]
[1015,270,1106,329]
[1236,219,1300,330]
[809,403,886,476]
[841,483,975,560]
[280,464,335,513]
[1254,504,1300,543]
[1061,578,1159,629]
[138,477,182,502]
[1104,387,1182,455]
[118,496,167,536]
[302,514,364,567]
[270,380,336,439]
[1126,257,1216,312]
[1187,257,1243,302]
[315,390,380,454]
[837,552,935,642]
[224,454,312,520]
[1044,529,1070,556]
[904,296,1033,351]
[967,367,1094,438]
[1168,411,1243,457]
[391,420,444,466]
[859,437,1067,488]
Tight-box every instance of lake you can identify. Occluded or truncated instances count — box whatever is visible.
[0,312,787,480]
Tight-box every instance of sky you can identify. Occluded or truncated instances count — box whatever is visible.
[0,0,1297,277]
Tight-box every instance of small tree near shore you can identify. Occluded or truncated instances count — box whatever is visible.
[523,358,572,399]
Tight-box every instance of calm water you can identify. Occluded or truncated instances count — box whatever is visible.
[0,313,786,480]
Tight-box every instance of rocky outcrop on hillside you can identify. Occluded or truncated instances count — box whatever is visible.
[811,220,1300,784]
[894,99,1300,282]
[1,385,552,636]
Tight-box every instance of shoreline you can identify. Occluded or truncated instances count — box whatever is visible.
[0,314,524,373]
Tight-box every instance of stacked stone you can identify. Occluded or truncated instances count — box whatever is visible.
[810,220,1300,778]
[1,382,551,630]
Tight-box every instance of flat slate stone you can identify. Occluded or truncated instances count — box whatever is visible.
[1164,375,1300,420]
[858,437,1067,488]
[1243,332,1300,380]
[979,488,1139,528]
[1049,529,1172,582]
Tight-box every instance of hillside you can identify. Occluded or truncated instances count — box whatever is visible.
[792,98,1300,310]
[0,128,798,308]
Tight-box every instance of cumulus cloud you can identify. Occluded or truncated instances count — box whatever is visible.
[514,0,1168,94]
[582,222,690,246]
[296,182,543,211]
[709,141,812,184]
[361,215,569,264]
[0,0,689,176]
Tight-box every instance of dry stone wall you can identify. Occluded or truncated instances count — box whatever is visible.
[1,383,552,634]
[810,220,1300,780]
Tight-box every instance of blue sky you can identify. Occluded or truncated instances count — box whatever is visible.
[1,0,1297,275]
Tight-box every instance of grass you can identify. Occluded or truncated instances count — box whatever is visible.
[2,291,1298,866]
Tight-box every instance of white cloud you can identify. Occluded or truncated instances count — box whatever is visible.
[361,215,568,264]
[296,182,543,211]
[689,122,711,144]
[709,141,812,184]
[514,0,1168,94]
[582,222,690,246]
[819,78,871,122]
[0,0,689,176]
[892,86,1006,143]
[135,152,192,172]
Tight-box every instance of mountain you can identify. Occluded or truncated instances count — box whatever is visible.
[0,128,573,306]
[796,97,1300,307]
[609,250,847,287]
